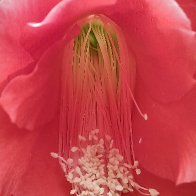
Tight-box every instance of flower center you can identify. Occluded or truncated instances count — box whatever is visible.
[51,15,158,196]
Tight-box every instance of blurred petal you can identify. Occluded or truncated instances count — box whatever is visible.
[0,0,61,24]
[133,83,196,184]
[176,0,196,31]
[0,41,63,130]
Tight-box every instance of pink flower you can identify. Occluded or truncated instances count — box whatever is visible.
[0,0,196,195]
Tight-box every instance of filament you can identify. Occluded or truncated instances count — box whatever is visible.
[53,15,159,196]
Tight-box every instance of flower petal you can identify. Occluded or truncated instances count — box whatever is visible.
[109,0,196,103]
[0,0,61,90]
[0,37,33,91]
[0,0,61,24]
[14,119,70,196]
[0,107,38,195]
[20,0,117,59]
[0,107,70,195]
[1,0,195,187]
[176,0,196,31]
[0,41,64,130]
[124,168,196,196]
[21,20,80,60]
[133,83,196,184]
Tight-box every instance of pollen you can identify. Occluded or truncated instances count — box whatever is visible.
[52,130,159,196]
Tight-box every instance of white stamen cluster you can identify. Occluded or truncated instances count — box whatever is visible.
[51,129,159,196]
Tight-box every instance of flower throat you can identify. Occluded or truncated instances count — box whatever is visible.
[52,16,159,196]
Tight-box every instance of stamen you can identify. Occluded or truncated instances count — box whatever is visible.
[128,86,148,121]
[107,30,148,121]
[52,15,159,196]
[51,131,159,196]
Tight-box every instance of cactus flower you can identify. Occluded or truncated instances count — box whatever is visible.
[0,0,196,195]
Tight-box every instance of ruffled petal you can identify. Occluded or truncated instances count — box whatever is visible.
[133,83,196,184]
[108,0,196,103]
[21,21,80,60]
[0,41,63,130]
[0,0,61,86]
[20,0,117,59]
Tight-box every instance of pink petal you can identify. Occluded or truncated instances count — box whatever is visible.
[20,0,117,59]
[14,120,70,196]
[133,84,196,184]
[1,0,195,187]
[0,41,64,130]
[0,0,61,24]
[0,0,61,84]
[0,107,38,195]
[21,20,80,60]
[0,107,70,195]
[108,0,196,184]
[0,37,33,91]
[176,0,196,31]
[109,0,196,103]
[123,168,196,196]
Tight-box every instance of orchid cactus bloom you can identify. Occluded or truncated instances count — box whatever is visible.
[0,0,196,195]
